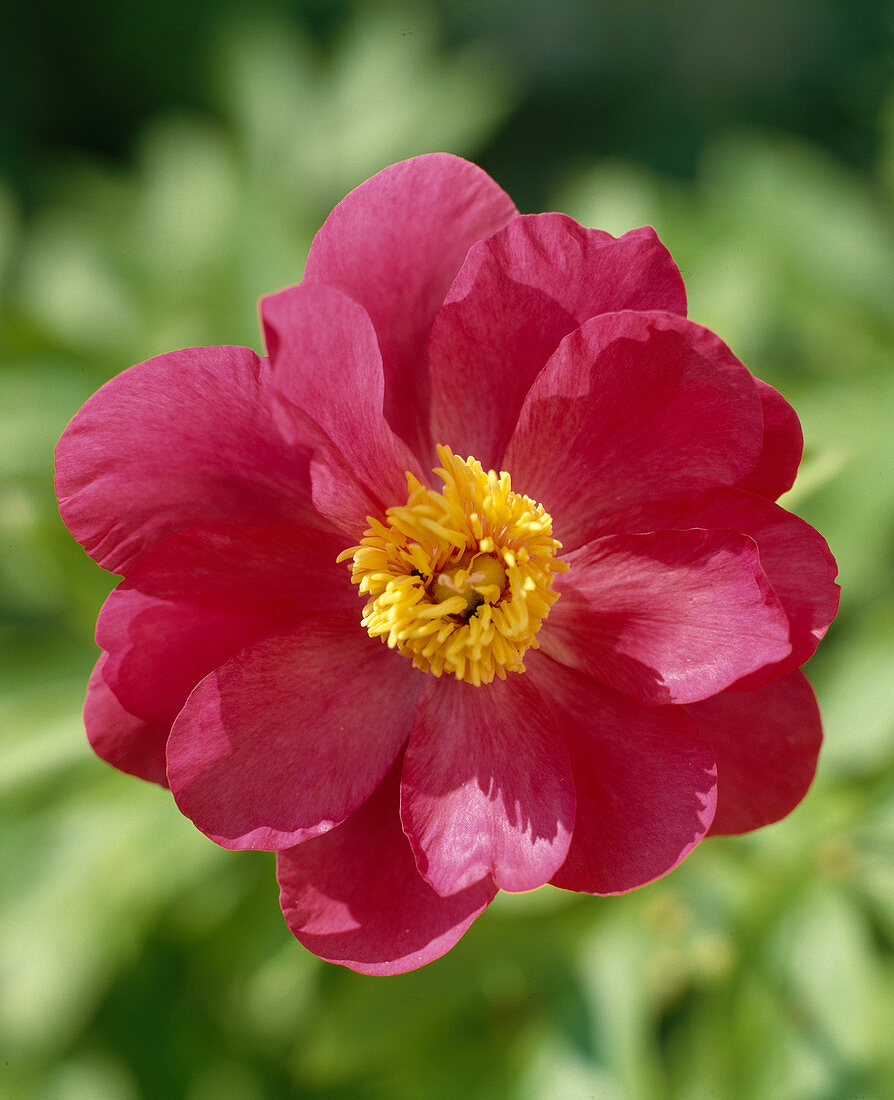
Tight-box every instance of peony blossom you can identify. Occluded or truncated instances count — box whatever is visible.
[56,154,839,974]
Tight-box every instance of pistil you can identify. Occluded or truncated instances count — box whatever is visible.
[431,551,507,616]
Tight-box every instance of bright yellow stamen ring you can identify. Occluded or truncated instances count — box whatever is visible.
[337,445,568,685]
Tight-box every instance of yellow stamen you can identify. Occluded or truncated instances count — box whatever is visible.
[338,445,567,685]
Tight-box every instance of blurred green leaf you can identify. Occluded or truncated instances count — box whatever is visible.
[3,3,894,1097]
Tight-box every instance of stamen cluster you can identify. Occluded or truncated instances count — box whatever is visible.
[338,446,567,685]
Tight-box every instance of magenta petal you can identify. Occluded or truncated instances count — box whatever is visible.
[401,676,575,896]
[277,756,496,974]
[503,312,764,550]
[737,378,803,500]
[302,154,517,459]
[166,614,421,851]
[540,528,792,705]
[261,284,422,515]
[85,656,169,787]
[306,448,386,538]
[55,347,319,574]
[429,218,687,468]
[686,671,822,835]
[98,524,353,727]
[526,654,716,895]
[597,489,840,687]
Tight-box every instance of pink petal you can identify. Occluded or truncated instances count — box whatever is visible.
[540,528,791,705]
[166,614,421,851]
[503,311,764,550]
[737,378,803,500]
[84,655,169,787]
[98,524,353,727]
[306,447,387,539]
[261,284,423,522]
[277,756,496,974]
[400,676,575,896]
[429,218,686,469]
[526,653,717,895]
[601,489,839,688]
[685,671,822,835]
[302,154,518,460]
[55,346,319,574]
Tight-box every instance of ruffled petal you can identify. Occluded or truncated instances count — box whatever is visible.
[594,489,840,687]
[503,312,764,550]
[302,153,517,460]
[166,613,420,851]
[685,671,822,835]
[277,756,496,975]
[97,524,353,727]
[84,655,169,787]
[262,284,422,521]
[736,378,803,500]
[526,654,717,895]
[55,346,319,574]
[539,528,792,705]
[400,675,575,896]
[429,218,686,469]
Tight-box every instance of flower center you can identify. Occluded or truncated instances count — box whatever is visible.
[338,445,567,685]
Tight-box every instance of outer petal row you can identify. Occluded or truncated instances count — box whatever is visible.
[55,347,320,575]
[85,613,820,970]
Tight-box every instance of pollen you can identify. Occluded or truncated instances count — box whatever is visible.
[337,445,568,685]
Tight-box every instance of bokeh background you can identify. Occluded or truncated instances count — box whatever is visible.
[2,1,893,1097]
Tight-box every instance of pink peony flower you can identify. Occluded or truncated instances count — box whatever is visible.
[56,154,839,974]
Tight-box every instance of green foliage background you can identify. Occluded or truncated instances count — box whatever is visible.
[1,2,893,1097]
